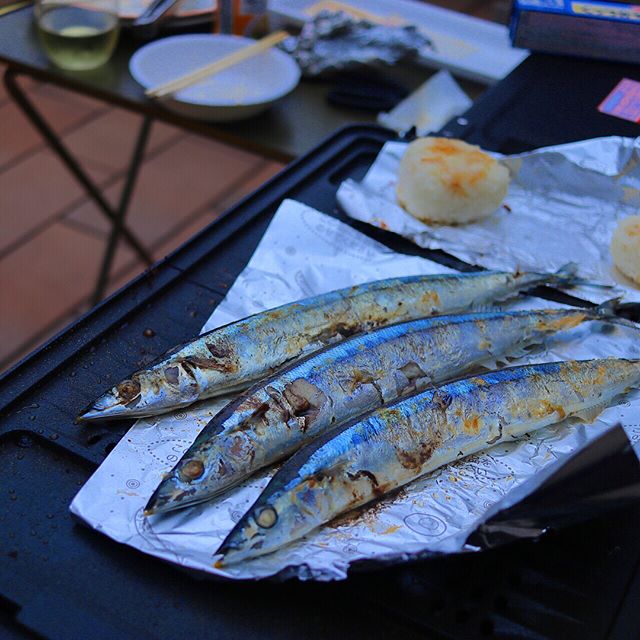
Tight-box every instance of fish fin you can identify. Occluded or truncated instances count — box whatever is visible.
[554,262,578,280]
[487,345,531,367]
[592,298,640,331]
[548,263,614,289]
[572,404,607,424]
[498,343,542,363]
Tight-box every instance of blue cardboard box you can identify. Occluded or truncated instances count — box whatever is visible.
[511,1,640,64]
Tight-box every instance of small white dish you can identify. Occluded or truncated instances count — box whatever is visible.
[130,34,301,122]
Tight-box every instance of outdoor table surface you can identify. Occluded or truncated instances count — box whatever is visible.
[0,6,487,162]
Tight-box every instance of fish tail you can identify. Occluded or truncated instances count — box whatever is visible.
[553,262,579,281]
[592,298,640,330]
[540,262,613,289]
[548,263,613,289]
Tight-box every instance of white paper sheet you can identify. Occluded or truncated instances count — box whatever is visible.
[71,199,640,582]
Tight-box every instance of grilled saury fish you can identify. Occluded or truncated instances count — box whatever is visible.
[79,265,586,422]
[216,358,640,565]
[146,302,633,515]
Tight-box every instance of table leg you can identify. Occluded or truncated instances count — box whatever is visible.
[3,68,154,270]
[92,115,152,305]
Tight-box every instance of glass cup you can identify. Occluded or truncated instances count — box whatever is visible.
[35,0,120,71]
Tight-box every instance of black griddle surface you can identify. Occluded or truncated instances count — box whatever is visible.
[2,53,640,639]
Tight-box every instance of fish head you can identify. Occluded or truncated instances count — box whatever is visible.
[76,360,203,422]
[216,473,327,566]
[144,457,208,514]
[144,435,236,514]
[76,375,146,422]
[145,399,277,515]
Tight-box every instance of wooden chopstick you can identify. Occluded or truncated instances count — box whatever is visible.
[304,1,406,26]
[0,0,31,16]
[146,30,290,99]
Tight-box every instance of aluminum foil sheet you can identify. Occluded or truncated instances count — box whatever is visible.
[280,10,432,76]
[70,199,640,582]
[337,137,640,303]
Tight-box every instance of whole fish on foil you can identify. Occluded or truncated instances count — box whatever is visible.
[78,265,590,422]
[145,301,634,515]
[216,358,640,566]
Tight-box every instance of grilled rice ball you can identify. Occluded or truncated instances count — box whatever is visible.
[611,215,640,285]
[396,137,510,224]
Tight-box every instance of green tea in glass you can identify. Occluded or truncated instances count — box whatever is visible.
[36,0,120,71]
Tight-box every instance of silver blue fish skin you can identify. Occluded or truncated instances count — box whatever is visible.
[77,267,582,422]
[146,304,624,514]
[216,358,640,565]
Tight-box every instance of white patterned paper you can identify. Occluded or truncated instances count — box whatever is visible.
[70,199,640,581]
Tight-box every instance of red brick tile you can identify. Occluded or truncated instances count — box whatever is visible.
[148,161,283,266]
[59,218,138,273]
[0,63,7,106]
[126,137,262,246]
[62,108,183,173]
[104,258,147,299]
[151,210,222,262]
[13,72,41,92]
[213,160,284,213]
[0,101,46,168]
[61,197,113,236]
[0,89,105,170]
[0,149,111,254]
[0,64,40,107]
[34,82,107,113]
[66,135,263,242]
[1,153,279,369]
[0,222,132,364]
[180,132,266,163]
[28,82,101,130]
[150,120,184,148]
[0,305,82,373]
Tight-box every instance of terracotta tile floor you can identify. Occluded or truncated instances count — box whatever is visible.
[0,0,508,373]
[0,71,283,371]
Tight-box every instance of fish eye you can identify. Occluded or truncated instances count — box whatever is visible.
[117,379,141,401]
[180,459,205,481]
[255,506,278,529]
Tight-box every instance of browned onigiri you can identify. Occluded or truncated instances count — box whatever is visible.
[396,137,510,224]
[611,215,640,285]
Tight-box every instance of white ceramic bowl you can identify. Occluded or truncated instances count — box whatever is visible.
[130,34,301,122]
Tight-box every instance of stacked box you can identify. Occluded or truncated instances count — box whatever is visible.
[511,0,640,64]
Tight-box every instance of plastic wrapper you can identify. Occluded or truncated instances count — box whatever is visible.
[377,70,472,136]
[337,136,640,303]
[71,199,640,582]
[280,10,432,76]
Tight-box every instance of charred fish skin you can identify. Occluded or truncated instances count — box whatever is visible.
[77,266,581,422]
[146,303,627,515]
[216,358,640,565]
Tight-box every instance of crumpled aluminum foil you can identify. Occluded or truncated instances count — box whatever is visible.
[280,10,433,76]
[337,137,640,303]
[70,199,640,582]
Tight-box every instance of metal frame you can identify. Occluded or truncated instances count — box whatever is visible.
[3,67,154,304]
